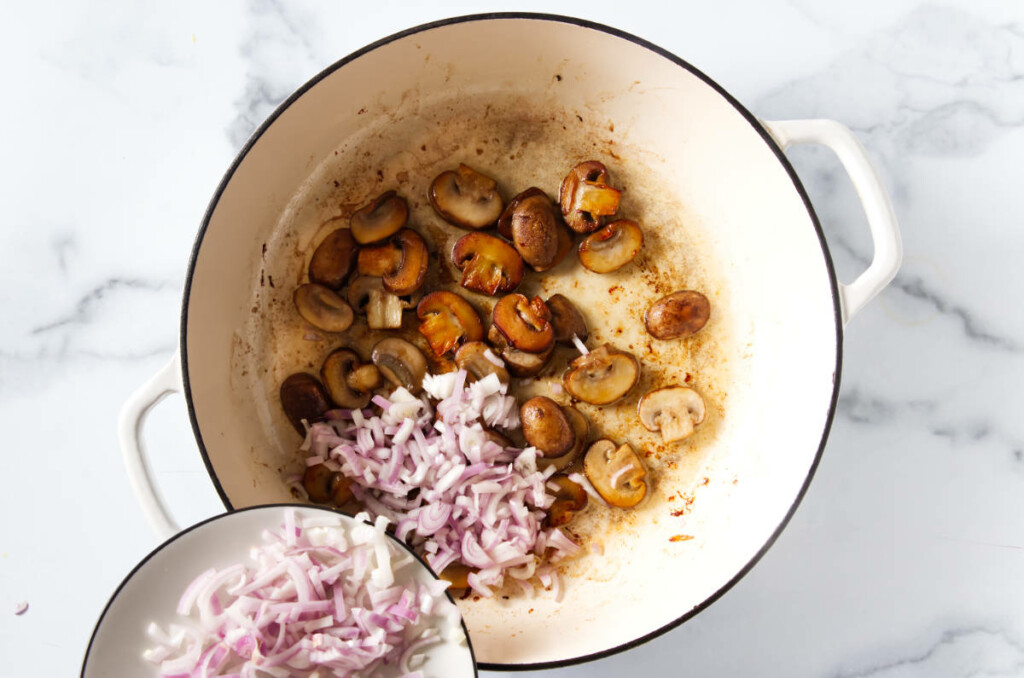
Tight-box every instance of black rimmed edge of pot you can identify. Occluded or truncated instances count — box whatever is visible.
[178,12,844,672]
[81,503,479,677]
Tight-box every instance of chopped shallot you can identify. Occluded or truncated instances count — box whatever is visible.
[143,509,461,677]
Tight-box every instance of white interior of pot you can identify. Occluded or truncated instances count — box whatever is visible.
[185,18,839,666]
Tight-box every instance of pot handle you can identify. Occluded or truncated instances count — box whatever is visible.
[117,353,182,539]
[762,119,902,325]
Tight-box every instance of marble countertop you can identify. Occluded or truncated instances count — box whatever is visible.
[2,1,1022,675]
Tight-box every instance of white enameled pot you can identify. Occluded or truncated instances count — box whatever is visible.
[118,14,901,670]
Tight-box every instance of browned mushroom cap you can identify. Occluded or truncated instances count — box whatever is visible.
[520,396,575,457]
[346,276,418,330]
[309,228,358,289]
[356,229,428,295]
[280,373,331,434]
[547,294,588,344]
[429,164,504,230]
[638,386,707,443]
[547,475,588,527]
[491,294,554,354]
[583,440,648,508]
[302,463,335,503]
[497,187,565,271]
[578,219,644,274]
[563,344,640,405]
[644,290,711,340]
[294,284,354,333]
[451,232,524,296]
[454,341,510,385]
[486,325,554,377]
[350,191,408,244]
[371,337,428,394]
[329,472,354,505]
[539,406,589,473]
[558,161,622,234]
[321,348,379,409]
[416,291,484,356]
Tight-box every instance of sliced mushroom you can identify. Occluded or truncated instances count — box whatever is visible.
[439,563,473,589]
[280,373,331,434]
[309,228,358,289]
[558,160,622,233]
[350,191,408,244]
[547,294,588,344]
[486,325,553,377]
[563,344,640,405]
[371,337,428,394]
[302,463,335,503]
[546,475,589,527]
[454,341,510,386]
[321,348,379,409]
[356,228,429,295]
[347,276,418,330]
[638,386,707,443]
[497,187,566,271]
[540,406,589,473]
[329,472,354,505]
[584,440,648,508]
[416,291,484,356]
[644,290,711,340]
[491,294,554,354]
[451,232,524,296]
[520,396,575,457]
[429,164,504,230]
[293,284,354,333]
[578,219,644,273]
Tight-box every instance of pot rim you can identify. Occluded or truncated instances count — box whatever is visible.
[179,12,844,671]
[80,503,479,677]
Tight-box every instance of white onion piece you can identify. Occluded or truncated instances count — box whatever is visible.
[143,509,458,677]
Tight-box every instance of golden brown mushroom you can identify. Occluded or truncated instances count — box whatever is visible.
[539,406,589,473]
[638,386,707,443]
[454,341,510,386]
[546,475,588,527]
[371,337,428,394]
[486,325,553,377]
[293,284,355,333]
[428,164,504,230]
[578,219,644,274]
[451,232,524,296]
[321,348,380,409]
[350,191,409,244]
[309,228,358,289]
[355,229,429,295]
[644,291,711,340]
[546,294,588,344]
[491,294,554,354]
[583,440,648,508]
[520,396,575,457]
[416,291,484,356]
[279,373,332,434]
[302,463,335,503]
[558,161,622,234]
[562,344,640,405]
[329,472,354,505]
[439,563,474,589]
[497,187,568,271]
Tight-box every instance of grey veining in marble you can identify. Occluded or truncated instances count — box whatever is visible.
[1,2,1022,677]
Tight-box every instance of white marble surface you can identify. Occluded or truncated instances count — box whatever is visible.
[2,1,1022,676]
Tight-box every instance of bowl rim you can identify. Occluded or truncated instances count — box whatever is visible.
[80,503,479,677]
[178,12,843,671]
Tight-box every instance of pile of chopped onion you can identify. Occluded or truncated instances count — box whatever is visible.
[144,509,460,677]
[303,371,582,598]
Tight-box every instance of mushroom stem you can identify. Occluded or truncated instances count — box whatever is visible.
[571,334,590,356]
